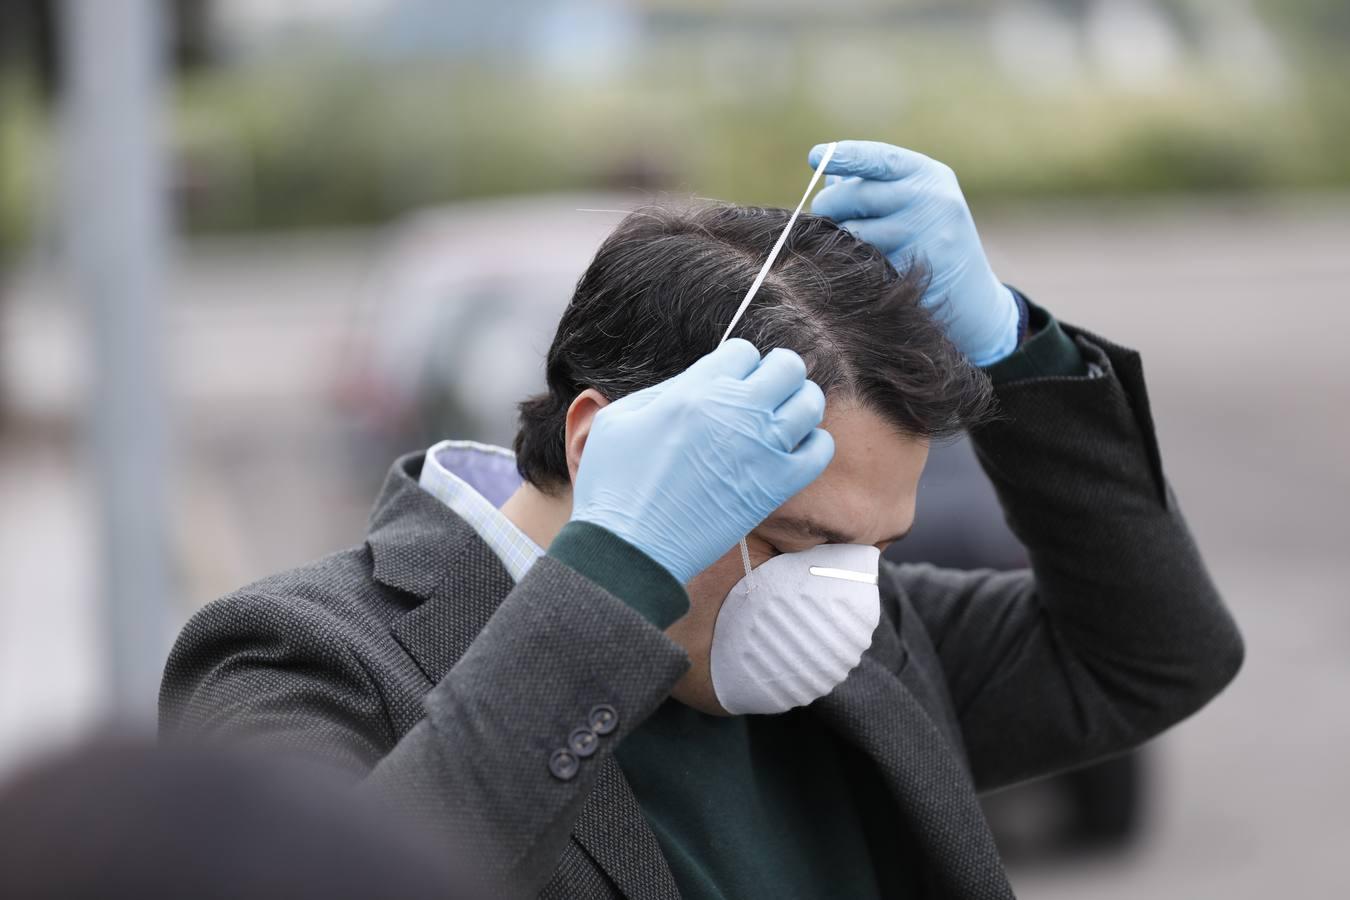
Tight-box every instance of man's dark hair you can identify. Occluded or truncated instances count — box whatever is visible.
[514,203,997,494]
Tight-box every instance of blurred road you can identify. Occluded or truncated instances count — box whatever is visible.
[986,199,1350,897]
[1,197,1347,896]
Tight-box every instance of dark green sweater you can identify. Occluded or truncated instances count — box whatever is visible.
[549,297,1084,899]
[553,523,909,899]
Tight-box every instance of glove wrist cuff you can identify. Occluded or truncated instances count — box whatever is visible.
[964,282,1021,366]
[550,521,690,628]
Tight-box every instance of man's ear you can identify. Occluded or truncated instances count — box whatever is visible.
[564,388,611,486]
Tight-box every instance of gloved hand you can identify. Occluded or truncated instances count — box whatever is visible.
[570,339,834,585]
[808,140,1020,366]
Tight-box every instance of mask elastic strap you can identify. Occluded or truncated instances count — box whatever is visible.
[718,138,831,580]
[719,142,837,583]
[717,141,836,347]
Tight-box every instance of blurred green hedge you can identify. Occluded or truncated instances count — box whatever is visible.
[3,39,1349,253]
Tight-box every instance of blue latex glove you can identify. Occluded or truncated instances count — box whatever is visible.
[808,140,1020,366]
[570,339,834,585]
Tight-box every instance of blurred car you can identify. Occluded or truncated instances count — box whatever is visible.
[338,194,634,463]
[341,195,1146,857]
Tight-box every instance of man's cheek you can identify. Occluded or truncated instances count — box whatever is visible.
[685,535,779,615]
[685,549,743,619]
[667,548,735,644]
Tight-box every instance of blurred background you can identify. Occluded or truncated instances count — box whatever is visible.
[1,1,1347,896]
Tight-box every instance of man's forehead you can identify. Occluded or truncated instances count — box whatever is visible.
[765,465,916,546]
[761,403,928,545]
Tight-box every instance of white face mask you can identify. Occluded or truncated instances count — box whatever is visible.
[709,539,881,716]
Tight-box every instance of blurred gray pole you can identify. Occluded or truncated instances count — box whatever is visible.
[61,0,171,720]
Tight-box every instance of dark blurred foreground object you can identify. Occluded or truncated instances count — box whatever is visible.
[0,737,463,900]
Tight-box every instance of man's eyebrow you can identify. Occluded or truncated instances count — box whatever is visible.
[766,515,911,546]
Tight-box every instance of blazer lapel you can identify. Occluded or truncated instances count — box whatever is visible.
[384,521,517,686]
[813,656,1015,900]
[370,452,679,899]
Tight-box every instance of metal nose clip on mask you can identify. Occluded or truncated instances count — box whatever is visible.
[706,141,883,716]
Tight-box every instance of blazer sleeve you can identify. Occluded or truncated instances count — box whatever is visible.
[887,316,1244,794]
[160,551,690,899]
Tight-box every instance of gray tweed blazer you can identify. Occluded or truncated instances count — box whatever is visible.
[160,320,1243,899]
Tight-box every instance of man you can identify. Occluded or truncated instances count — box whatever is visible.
[161,141,1243,899]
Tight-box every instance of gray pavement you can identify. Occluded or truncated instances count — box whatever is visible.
[1,197,1347,896]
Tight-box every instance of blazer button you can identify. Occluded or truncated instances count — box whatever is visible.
[588,704,618,736]
[568,727,598,758]
[548,749,579,781]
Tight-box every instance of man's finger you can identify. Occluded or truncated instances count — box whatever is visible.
[742,347,808,408]
[836,212,921,256]
[683,337,762,384]
[783,428,835,492]
[770,379,826,453]
[808,140,931,182]
[811,177,925,222]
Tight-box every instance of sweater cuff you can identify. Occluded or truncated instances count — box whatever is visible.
[547,521,690,630]
[981,289,1087,385]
